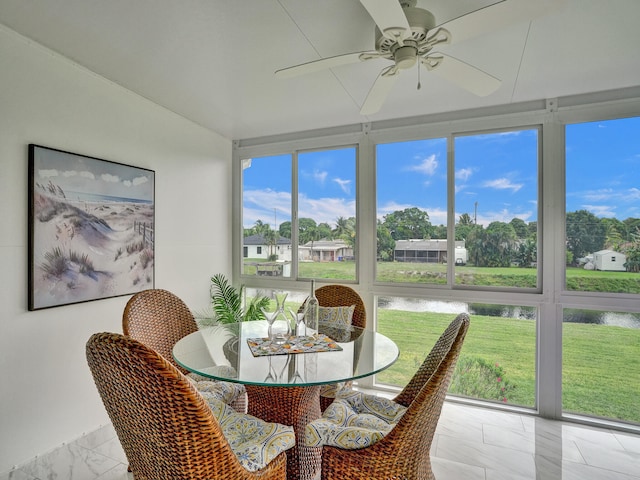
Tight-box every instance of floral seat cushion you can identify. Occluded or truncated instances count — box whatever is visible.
[188,376,246,405]
[305,390,407,450]
[204,397,295,472]
[187,369,248,413]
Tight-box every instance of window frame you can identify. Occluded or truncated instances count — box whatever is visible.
[233,95,640,433]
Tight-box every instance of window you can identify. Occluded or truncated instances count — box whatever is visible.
[454,129,539,288]
[297,147,357,280]
[376,297,536,407]
[240,147,357,281]
[563,308,640,423]
[235,95,640,430]
[566,116,640,293]
[242,154,292,277]
[376,138,448,284]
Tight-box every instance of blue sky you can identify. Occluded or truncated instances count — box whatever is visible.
[243,116,640,230]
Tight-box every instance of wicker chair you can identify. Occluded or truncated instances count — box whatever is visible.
[299,284,367,411]
[123,288,247,413]
[318,312,470,480]
[86,332,289,480]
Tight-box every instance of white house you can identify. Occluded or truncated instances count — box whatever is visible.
[593,249,627,271]
[299,239,353,262]
[394,239,467,265]
[243,234,292,261]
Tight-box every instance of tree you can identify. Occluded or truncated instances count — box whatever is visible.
[431,225,447,239]
[624,228,640,272]
[262,227,278,259]
[482,222,516,267]
[278,221,291,239]
[459,213,473,225]
[317,222,333,240]
[252,219,269,236]
[333,216,349,238]
[382,207,431,240]
[509,218,528,238]
[298,218,318,245]
[566,210,606,264]
[515,233,537,267]
[377,221,395,261]
[602,217,625,251]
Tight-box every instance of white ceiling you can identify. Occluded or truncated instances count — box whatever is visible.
[1,0,639,140]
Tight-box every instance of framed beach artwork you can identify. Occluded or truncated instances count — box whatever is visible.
[28,144,155,310]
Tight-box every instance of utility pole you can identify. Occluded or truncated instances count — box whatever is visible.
[474,201,478,225]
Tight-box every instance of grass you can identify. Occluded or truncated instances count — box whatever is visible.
[243,259,640,423]
[377,310,640,424]
[248,259,640,293]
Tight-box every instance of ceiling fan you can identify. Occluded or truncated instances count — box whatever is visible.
[275,0,564,115]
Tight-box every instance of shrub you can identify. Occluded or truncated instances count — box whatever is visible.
[449,356,516,403]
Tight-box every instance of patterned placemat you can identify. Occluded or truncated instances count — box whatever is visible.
[247,334,343,357]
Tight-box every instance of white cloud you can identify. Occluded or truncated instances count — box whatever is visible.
[80,170,95,180]
[407,154,438,176]
[456,168,473,181]
[333,177,351,194]
[62,170,78,177]
[313,169,328,183]
[483,178,523,192]
[582,204,617,218]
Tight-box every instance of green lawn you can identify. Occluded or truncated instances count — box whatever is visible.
[377,310,640,424]
[244,259,640,423]
[248,259,640,293]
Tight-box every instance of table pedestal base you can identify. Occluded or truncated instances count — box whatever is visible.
[246,385,322,480]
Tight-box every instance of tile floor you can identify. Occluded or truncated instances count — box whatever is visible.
[2,401,639,480]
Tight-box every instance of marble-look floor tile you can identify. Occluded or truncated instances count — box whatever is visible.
[92,436,128,464]
[74,425,118,451]
[615,431,640,454]
[573,438,640,478]
[557,459,640,480]
[7,400,640,480]
[482,421,586,464]
[431,456,486,480]
[94,463,132,480]
[436,431,537,478]
[18,443,119,480]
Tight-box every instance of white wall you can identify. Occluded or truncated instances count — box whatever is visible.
[0,25,232,474]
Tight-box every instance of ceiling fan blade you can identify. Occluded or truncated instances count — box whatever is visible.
[360,66,400,115]
[360,0,410,43]
[439,0,569,45]
[275,51,380,79]
[422,54,501,97]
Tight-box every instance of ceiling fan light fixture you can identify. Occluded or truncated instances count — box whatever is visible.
[394,45,417,69]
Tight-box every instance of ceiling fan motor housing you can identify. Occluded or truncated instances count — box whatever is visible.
[375,6,436,54]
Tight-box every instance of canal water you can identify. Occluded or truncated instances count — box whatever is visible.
[378,297,640,329]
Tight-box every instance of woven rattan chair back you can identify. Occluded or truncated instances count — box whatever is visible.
[313,284,366,329]
[123,288,198,375]
[320,312,470,480]
[299,284,367,411]
[86,332,287,480]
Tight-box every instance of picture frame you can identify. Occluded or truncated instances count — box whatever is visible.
[28,144,155,310]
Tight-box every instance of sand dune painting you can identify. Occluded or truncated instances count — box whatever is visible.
[28,145,155,310]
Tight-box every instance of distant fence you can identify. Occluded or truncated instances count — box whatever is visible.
[134,221,154,248]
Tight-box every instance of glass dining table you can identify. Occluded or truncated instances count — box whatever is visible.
[173,320,399,480]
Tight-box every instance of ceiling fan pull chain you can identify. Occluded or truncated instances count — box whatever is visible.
[417,62,421,90]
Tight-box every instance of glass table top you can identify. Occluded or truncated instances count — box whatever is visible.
[173,320,399,387]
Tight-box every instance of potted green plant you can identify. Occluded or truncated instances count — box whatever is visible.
[209,273,270,324]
